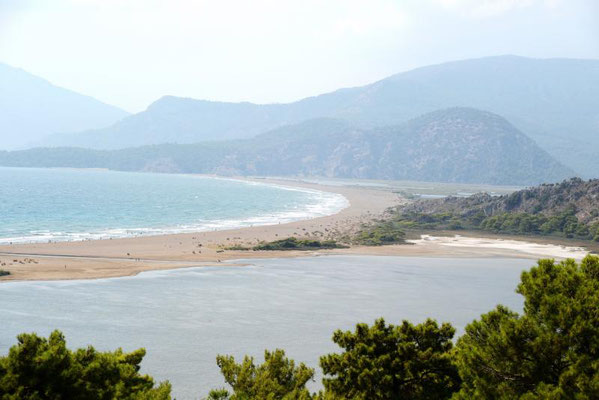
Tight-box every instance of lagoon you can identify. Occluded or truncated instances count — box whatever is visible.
[0,255,532,399]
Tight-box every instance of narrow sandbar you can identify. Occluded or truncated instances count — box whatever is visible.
[0,177,593,281]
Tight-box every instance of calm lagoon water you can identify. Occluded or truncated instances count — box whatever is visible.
[0,167,347,243]
[0,255,533,399]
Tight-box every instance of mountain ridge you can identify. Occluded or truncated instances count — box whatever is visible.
[40,56,599,177]
[2,107,575,185]
[0,63,129,149]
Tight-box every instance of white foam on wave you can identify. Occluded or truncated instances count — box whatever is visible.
[0,180,350,245]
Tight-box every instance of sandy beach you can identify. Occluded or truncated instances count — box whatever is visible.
[0,177,592,281]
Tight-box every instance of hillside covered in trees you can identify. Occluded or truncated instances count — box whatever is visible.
[390,178,599,241]
[0,108,574,185]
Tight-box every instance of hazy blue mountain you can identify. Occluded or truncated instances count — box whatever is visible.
[42,56,599,177]
[0,63,129,149]
[2,108,574,185]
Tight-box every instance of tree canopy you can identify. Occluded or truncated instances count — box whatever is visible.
[0,330,171,400]
[454,255,599,399]
[205,349,314,400]
[320,318,460,400]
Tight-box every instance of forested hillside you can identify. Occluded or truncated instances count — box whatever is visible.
[0,108,574,185]
[391,178,599,241]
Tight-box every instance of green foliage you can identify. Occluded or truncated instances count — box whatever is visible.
[353,221,406,246]
[319,318,460,400]
[205,388,232,399]
[206,349,314,400]
[223,244,251,251]
[591,223,599,242]
[454,255,599,399]
[0,330,171,400]
[389,179,599,241]
[392,206,598,241]
[252,237,347,251]
[0,270,9,277]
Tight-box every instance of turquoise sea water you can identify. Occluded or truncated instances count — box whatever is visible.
[0,167,348,243]
[0,255,532,399]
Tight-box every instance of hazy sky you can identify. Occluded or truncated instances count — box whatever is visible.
[1,0,598,112]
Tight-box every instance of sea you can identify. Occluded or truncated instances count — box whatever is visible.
[0,167,348,244]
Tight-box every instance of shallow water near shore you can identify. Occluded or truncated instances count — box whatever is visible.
[0,255,532,399]
[0,167,347,244]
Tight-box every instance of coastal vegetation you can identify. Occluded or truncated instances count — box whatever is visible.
[0,270,9,277]
[227,237,348,251]
[352,220,406,246]
[3,255,598,399]
[392,207,599,241]
[377,178,599,242]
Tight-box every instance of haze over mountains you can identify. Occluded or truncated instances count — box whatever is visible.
[1,55,597,185]
[0,108,574,185]
[0,63,129,149]
[38,55,599,178]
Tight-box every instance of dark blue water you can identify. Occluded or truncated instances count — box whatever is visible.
[0,255,533,399]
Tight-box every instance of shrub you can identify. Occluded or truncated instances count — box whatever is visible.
[353,221,405,246]
[253,237,347,251]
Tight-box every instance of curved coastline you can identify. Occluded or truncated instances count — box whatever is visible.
[0,177,399,281]
[0,173,350,245]
[1,176,593,282]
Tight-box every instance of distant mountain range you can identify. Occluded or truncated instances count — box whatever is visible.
[0,63,129,150]
[39,55,599,178]
[0,108,574,185]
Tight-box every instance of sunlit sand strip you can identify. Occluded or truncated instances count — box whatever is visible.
[408,234,589,260]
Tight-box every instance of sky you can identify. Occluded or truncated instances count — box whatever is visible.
[1,0,598,113]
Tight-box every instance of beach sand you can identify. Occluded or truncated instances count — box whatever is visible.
[0,178,592,281]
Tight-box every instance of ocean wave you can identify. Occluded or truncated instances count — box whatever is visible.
[0,182,349,245]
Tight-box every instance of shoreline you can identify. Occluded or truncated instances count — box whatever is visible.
[0,173,349,245]
[0,177,593,282]
[0,178,402,281]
